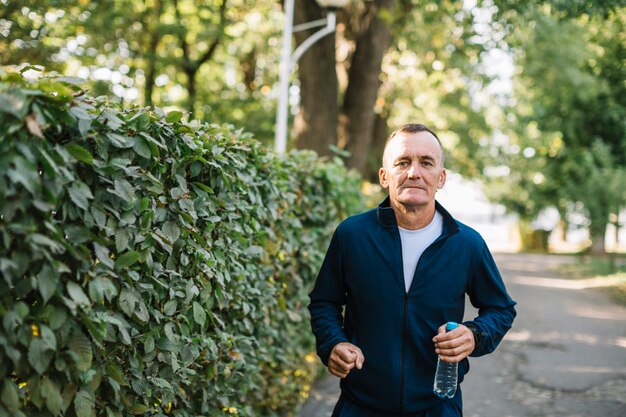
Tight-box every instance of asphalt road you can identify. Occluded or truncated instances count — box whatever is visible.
[298,253,626,417]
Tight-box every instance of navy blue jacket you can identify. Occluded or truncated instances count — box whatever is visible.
[308,198,517,414]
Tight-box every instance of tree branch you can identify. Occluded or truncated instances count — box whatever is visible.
[173,0,191,70]
[195,0,228,67]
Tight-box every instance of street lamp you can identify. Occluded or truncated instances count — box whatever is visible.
[274,0,351,154]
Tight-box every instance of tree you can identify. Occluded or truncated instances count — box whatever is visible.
[484,5,626,254]
[289,1,340,157]
[1,0,279,139]
[339,0,396,173]
[293,0,496,177]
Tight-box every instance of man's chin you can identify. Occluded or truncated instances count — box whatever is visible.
[396,197,431,208]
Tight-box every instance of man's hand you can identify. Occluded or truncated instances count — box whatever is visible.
[432,323,475,363]
[328,342,365,378]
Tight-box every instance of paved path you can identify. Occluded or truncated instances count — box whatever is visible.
[298,253,626,417]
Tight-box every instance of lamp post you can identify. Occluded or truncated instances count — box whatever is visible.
[274,0,350,154]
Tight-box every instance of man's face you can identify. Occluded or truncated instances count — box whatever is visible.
[379,131,446,211]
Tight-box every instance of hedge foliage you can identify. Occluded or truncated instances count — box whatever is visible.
[0,69,363,417]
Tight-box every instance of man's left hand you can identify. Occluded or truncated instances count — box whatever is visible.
[432,323,475,363]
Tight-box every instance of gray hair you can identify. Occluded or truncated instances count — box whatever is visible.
[382,123,445,166]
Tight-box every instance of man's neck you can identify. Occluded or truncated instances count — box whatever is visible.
[392,201,436,230]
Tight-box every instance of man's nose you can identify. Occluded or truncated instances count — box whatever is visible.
[407,163,420,179]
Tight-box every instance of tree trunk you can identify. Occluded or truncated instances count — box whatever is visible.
[341,0,396,175]
[557,202,568,242]
[614,210,621,244]
[589,224,607,255]
[186,67,197,117]
[293,0,339,157]
[364,113,389,182]
[143,0,162,108]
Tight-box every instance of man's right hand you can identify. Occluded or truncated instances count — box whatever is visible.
[328,342,365,378]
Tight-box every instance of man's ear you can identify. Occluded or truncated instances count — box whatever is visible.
[379,167,389,189]
[437,168,447,189]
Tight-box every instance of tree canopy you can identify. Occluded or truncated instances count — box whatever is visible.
[2,0,624,252]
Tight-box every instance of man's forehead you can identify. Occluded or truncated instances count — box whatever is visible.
[385,132,442,160]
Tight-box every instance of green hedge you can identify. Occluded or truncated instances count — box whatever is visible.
[0,69,363,417]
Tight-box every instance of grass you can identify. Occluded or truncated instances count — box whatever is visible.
[557,254,626,306]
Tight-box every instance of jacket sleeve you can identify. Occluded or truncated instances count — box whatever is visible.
[308,228,349,366]
[464,243,517,357]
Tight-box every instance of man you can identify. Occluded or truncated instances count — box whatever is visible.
[308,123,516,416]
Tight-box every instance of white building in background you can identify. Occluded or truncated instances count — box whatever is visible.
[437,172,626,254]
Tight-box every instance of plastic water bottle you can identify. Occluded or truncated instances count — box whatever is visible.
[433,321,459,399]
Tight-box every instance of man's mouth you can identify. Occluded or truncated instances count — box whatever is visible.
[402,184,424,190]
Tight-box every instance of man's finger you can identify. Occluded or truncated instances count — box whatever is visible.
[337,346,357,363]
[349,347,365,369]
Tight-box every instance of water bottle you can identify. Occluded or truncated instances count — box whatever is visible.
[433,321,458,399]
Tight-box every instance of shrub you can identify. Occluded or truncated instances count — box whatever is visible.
[0,69,363,417]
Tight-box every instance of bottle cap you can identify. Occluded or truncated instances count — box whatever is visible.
[445,322,458,331]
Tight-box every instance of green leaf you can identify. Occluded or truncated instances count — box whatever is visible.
[74,389,95,417]
[28,375,44,409]
[40,325,57,350]
[106,363,127,386]
[48,306,68,330]
[65,225,91,243]
[69,105,91,121]
[161,221,180,244]
[7,156,39,194]
[114,251,140,270]
[149,377,172,390]
[192,302,206,326]
[128,111,150,129]
[61,384,78,413]
[67,282,91,307]
[139,131,166,149]
[143,336,155,354]
[132,137,152,158]
[68,181,94,210]
[129,404,149,415]
[65,144,94,165]
[192,182,214,194]
[28,339,54,374]
[114,228,130,252]
[118,288,139,318]
[110,179,135,202]
[106,132,133,149]
[91,207,107,229]
[89,277,118,303]
[150,231,172,254]
[41,377,63,416]
[79,313,106,347]
[30,234,64,253]
[165,111,183,123]
[0,90,29,119]
[70,329,93,372]
[1,380,19,412]
[37,264,59,303]
[163,300,177,316]
[93,242,114,268]
[134,301,149,323]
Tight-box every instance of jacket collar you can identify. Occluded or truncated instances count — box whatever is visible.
[376,196,460,236]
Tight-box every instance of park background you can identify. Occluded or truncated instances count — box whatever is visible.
[0,1,624,416]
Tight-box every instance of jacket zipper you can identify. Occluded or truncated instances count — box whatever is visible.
[400,292,409,414]
[396,215,459,414]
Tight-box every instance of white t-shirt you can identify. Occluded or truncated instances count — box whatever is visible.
[398,211,443,292]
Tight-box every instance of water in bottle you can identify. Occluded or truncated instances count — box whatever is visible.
[433,321,458,399]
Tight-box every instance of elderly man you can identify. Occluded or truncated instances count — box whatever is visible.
[308,123,516,416]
